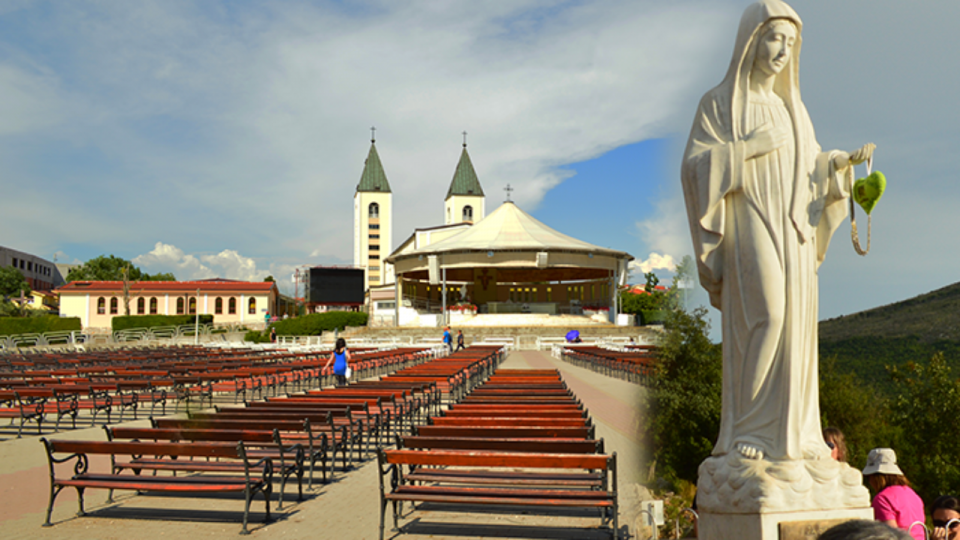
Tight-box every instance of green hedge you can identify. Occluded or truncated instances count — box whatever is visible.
[269,312,368,336]
[0,316,82,336]
[113,315,214,332]
[641,310,667,325]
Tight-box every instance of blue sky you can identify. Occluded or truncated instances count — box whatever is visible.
[2,0,959,332]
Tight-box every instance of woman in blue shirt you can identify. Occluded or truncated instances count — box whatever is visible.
[324,338,351,387]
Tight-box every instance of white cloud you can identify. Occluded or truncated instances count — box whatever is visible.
[635,195,690,263]
[133,242,306,294]
[0,0,738,265]
[631,253,676,275]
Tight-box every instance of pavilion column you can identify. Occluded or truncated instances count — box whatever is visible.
[395,276,402,327]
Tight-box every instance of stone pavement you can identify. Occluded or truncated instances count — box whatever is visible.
[0,349,647,540]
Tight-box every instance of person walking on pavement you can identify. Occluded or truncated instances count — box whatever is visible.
[455,329,465,352]
[324,338,351,387]
[442,326,452,353]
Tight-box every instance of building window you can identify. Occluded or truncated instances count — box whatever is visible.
[215,297,223,314]
[177,298,185,314]
[248,297,256,315]
[369,224,380,230]
[11,257,16,267]
[97,297,106,314]
[463,205,473,221]
[229,298,237,314]
[369,254,379,260]
[110,297,118,314]
[189,297,197,315]
[547,287,552,302]
[150,297,158,314]
[369,202,379,218]
[137,297,145,314]
[27,262,32,271]
[369,234,380,240]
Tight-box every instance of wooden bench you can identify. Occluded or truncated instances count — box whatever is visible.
[153,416,334,488]
[377,449,618,540]
[40,438,272,535]
[105,426,304,508]
[0,388,47,437]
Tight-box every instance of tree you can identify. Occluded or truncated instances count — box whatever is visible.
[0,266,31,298]
[647,305,723,485]
[264,276,275,282]
[887,353,960,503]
[66,255,176,282]
[819,355,897,470]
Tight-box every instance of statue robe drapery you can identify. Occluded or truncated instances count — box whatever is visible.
[680,0,853,461]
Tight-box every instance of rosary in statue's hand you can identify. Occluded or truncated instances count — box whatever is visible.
[832,143,876,170]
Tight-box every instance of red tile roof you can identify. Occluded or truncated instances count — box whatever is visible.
[57,280,278,294]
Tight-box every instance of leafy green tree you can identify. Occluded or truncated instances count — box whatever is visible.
[887,353,960,503]
[264,276,275,283]
[66,255,176,282]
[819,355,897,469]
[0,266,31,298]
[647,305,723,485]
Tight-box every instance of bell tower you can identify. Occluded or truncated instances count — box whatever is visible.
[354,128,393,287]
[444,132,485,225]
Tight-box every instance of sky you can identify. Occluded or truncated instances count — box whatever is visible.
[2,0,958,335]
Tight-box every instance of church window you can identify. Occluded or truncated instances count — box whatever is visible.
[97,297,106,314]
[463,206,473,221]
[189,297,197,315]
[215,297,223,314]
[177,298,185,314]
[229,298,237,314]
[248,298,256,315]
[110,297,118,314]
[137,297,145,314]
[369,202,379,218]
[150,297,158,314]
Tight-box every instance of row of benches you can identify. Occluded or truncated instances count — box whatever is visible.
[377,367,620,539]
[1,345,436,437]
[560,344,657,384]
[38,344,506,534]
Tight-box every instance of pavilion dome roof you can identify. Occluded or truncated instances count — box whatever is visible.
[388,201,632,262]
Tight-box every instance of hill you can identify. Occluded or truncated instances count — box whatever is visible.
[819,281,960,393]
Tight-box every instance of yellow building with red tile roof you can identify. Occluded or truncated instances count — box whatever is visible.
[57,278,278,330]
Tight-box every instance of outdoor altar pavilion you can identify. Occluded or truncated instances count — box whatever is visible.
[384,201,634,324]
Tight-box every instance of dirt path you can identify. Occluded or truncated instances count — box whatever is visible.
[0,350,647,539]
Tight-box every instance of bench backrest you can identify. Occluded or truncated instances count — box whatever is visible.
[383,449,611,469]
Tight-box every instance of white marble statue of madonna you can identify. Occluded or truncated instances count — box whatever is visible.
[682,0,875,514]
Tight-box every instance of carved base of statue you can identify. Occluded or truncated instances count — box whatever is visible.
[697,454,872,540]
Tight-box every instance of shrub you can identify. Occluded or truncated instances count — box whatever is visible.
[0,316,82,336]
[112,315,214,332]
[244,330,268,343]
[269,312,368,336]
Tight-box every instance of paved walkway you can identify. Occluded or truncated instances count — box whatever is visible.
[0,350,647,539]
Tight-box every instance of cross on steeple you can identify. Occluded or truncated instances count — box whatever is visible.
[462,131,468,148]
[370,126,376,143]
[504,184,513,202]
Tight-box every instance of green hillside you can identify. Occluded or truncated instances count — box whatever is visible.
[819,281,960,393]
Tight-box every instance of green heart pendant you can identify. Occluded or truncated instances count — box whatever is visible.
[853,170,886,215]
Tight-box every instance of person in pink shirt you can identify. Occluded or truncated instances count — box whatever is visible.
[863,448,926,540]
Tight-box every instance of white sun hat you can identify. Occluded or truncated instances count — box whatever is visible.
[862,448,904,476]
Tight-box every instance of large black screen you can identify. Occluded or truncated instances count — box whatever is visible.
[307,267,364,304]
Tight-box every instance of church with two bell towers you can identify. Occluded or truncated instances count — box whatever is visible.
[353,129,486,289]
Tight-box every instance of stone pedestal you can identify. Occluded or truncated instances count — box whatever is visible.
[697,453,873,540]
[700,507,874,540]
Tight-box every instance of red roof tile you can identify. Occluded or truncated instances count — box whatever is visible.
[57,280,277,294]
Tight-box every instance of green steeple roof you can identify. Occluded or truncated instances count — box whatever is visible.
[356,142,391,193]
[445,145,484,200]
